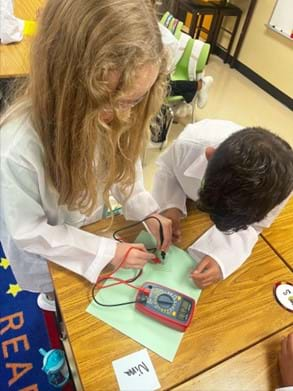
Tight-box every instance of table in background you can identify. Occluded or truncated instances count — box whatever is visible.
[0,0,42,78]
[171,0,257,67]
[49,205,293,390]
[0,0,258,75]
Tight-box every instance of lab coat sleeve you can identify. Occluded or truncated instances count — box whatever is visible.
[110,159,159,221]
[1,157,117,283]
[275,388,293,391]
[188,195,292,279]
[152,143,188,215]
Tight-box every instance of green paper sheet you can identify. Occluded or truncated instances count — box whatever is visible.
[87,231,201,361]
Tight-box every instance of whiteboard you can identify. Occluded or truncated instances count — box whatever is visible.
[268,0,293,40]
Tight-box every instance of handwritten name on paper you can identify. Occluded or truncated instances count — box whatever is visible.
[112,349,160,390]
[124,361,149,377]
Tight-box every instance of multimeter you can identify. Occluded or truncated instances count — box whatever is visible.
[135,282,195,331]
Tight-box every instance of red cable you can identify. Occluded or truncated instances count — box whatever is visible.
[95,246,143,293]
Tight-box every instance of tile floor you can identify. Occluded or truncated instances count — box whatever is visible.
[143,55,293,191]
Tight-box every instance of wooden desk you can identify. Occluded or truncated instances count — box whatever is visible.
[174,326,292,391]
[49,206,292,390]
[0,0,42,78]
[261,197,293,270]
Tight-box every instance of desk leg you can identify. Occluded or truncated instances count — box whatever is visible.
[231,0,257,68]
[190,12,199,38]
[195,14,204,39]
[207,14,218,50]
[211,13,223,55]
[225,14,241,64]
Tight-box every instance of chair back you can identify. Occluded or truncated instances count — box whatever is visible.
[160,12,210,81]
[172,38,210,81]
[161,11,184,39]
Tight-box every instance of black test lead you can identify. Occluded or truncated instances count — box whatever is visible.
[158,219,166,260]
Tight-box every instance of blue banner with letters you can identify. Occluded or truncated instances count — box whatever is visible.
[0,243,55,391]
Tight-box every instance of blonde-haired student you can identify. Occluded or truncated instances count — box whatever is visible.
[0,0,172,311]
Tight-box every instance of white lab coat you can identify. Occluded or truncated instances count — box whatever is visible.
[159,24,179,72]
[159,23,204,81]
[152,119,291,278]
[0,114,159,292]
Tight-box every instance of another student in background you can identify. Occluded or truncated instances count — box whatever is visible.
[0,0,172,311]
[152,119,293,288]
[159,23,214,111]
[149,23,214,146]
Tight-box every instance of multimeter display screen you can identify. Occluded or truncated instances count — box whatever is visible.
[177,300,191,321]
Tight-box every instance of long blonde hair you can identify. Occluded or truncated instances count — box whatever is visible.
[2,0,168,214]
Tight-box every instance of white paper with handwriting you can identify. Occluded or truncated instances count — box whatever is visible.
[112,349,161,390]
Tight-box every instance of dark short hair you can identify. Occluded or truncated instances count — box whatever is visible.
[196,127,293,233]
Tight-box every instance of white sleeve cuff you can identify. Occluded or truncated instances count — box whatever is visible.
[187,225,259,279]
[187,247,205,265]
[275,387,293,391]
[84,237,117,283]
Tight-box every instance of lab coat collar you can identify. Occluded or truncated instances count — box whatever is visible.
[184,153,208,179]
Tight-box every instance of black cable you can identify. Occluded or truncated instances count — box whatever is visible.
[92,269,144,307]
[113,215,165,257]
[92,216,166,307]
[91,289,142,307]
[91,286,148,307]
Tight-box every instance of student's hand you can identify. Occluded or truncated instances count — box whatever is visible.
[112,243,155,269]
[161,208,183,243]
[279,332,293,387]
[190,255,223,289]
[144,213,172,252]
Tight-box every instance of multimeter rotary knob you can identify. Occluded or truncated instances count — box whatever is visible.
[157,293,173,309]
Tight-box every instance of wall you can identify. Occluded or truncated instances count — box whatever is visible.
[172,0,292,98]
[224,0,293,98]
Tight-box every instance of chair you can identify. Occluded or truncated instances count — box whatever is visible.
[161,10,184,39]
[161,11,211,122]
[145,13,210,164]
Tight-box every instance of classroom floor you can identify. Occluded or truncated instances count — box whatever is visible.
[143,55,293,192]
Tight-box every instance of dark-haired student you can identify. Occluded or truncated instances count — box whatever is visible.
[152,119,293,288]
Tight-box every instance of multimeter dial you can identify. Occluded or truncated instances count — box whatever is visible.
[157,293,174,308]
[148,287,177,314]
[135,282,196,331]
